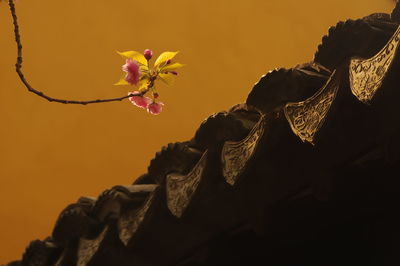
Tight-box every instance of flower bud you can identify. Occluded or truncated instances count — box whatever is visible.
[153,92,159,98]
[170,71,178,75]
[166,59,171,64]
[144,49,153,60]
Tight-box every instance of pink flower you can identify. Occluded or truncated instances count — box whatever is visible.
[148,102,164,115]
[122,59,141,85]
[128,91,152,109]
[143,49,153,60]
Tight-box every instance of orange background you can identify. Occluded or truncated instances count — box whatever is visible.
[0,0,394,263]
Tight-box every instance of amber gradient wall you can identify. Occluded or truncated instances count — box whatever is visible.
[0,0,394,263]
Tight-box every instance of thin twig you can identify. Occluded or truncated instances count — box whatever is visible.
[7,0,140,105]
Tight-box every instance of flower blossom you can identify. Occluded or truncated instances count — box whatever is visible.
[122,59,141,86]
[147,102,164,115]
[128,91,152,109]
[115,49,184,115]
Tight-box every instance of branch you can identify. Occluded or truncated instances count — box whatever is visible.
[7,0,140,105]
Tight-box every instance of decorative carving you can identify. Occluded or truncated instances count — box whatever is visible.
[221,115,266,186]
[20,239,59,266]
[166,151,208,218]
[52,197,98,247]
[77,226,108,266]
[117,192,155,246]
[284,70,340,144]
[193,112,251,150]
[94,184,157,222]
[349,26,400,103]
[148,142,202,184]
[246,64,330,114]
[314,17,398,71]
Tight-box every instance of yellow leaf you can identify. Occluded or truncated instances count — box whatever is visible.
[140,65,150,72]
[158,73,176,86]
[117,51,148,66]
[138,78,150,92]
[160,62,185,72]
[154,51,179,68]
[114,77,128,86]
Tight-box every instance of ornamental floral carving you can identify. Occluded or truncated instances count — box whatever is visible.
[77,226,109,266]
[117,192,155,246]
[349,26,400,103]
[221,115,266,186]
[284,70,340,144]
[166,151,208,218]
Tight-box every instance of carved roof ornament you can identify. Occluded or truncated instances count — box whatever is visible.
[284,70,340,144]
[117,192,155,246]
[77,226,109,266]
[166,151,208,218]
[349,26,400,104]
[221,115,267,186]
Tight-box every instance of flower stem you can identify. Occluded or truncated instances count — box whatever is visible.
[7,0,141,105]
